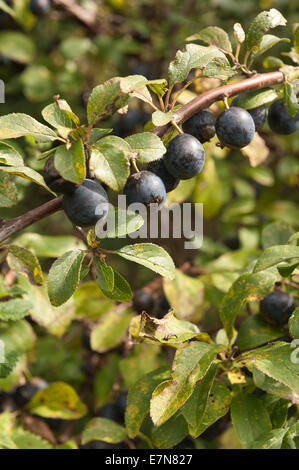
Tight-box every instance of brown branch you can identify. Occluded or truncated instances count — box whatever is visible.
[52,0,100,33]
[0,196,63,244]
[151,71,285,138]
[0,72,286,245]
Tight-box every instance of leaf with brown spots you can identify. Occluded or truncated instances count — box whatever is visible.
[27,382,87,420]
[7,245,43,286]
[125,367,170,438]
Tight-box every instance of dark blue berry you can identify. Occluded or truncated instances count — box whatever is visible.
[147,158,179,192]
[260,290,295,325]
[14,379,48,407]
[268,99,299,135]
[62,179,109,227]
[96,404,119,422]
[29,0,51,16]
[164,134,205,180]
[232,96,267,130]
[216,107,255,148]
[124,171,166,207]
[182,110,216,143]
[133,289,154,314]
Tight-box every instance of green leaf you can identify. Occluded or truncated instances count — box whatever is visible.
[11,428,53,449]
[152,110,174,126]
[99,270,132,303]
[89,128,113,144]
[120,343,163,388]
[250,34,290,61]
[95,257,114,292]
[254,245,299,272]
[219,270,278,342]
[94,353,120,410]
[283,82,299,116]
[125,367,170,438]
[27,382,87,419]
[197,59,236,81]
[87,77,130,125]
[54,139,86,184]
[246,9,287,51]
[186,26,232,53]
[19,276,74,337]
[0,351,19,379]
[0,31,35,64]
[236,88,278,110]
[0,165,55,194]
[289,306,299,339]
[90,306,133,353]
[42,100,76,139]
[125,132,166,164]
[82,418,127,445]
[250,429,288,449]
[7,245,43,286]
[181,363,218,436]
[163,270,204,320]
[0,170,18,207]
[0,141,24,166]
[136,311,202,345]
[269,398,288,429]
[90,135,131,191]
[13,233,86,258]
[168,44,228,86]
[240,342,299,397]
[0,299,32,321]
[0,319,36,356]
[261,221,295,249]
[116,243,175,280]
[74,281,114,320]
[238,315,287,350]
[187,382,231,438]
[0,114,58,142]
[151,413,189,449]
[253,368,298,403]
[48,250,85,306]
[231,392,272,449]
[150,342,224,426]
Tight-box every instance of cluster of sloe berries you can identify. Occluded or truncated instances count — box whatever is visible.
[43,96,298,227]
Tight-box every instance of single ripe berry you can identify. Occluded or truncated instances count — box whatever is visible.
[153,294,170,318]
[124,171,166,207]
[29,0,51,16]
[164,134,205,180]
[43,156,78,194]
[96,404,119,422]
[232,96,267,131]
[115,392,127,422]
[133,289,154,314]
[182,110,216,143]
[216,107,255,148]
[267,99,299,135]
[62,179,109,227]
[260,290,295,326]
[147,158,179,193]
